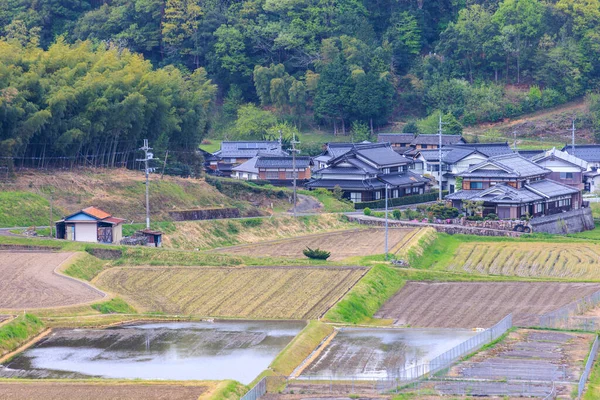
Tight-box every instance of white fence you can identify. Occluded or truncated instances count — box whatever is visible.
[240,377,267,400]
[578,335,599,399]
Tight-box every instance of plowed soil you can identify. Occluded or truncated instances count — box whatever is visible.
[375,281,600,328]
[0,382,209,400]
[216,228,415,261]
[0,252,104,309]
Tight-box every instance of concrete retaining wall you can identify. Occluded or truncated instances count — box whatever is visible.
[168,208,240,221]
[530,207,594,234]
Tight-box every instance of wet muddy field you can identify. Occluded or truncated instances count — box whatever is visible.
[300,328,477,379]
[0,321,305,384]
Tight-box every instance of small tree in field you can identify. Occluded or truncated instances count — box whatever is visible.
[303,247,331,260]
[332,185,343,200]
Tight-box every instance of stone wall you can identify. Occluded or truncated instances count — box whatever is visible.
[168,208,240,221]
[529,207,594,234]
[347,215,522,237]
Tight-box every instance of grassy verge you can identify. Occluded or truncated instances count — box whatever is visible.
[584,355,600,399]
[298,189,354,213]
[91,298,136,314]
[0,314,45,355]
[0,191,59,228]
[324,264,406,325]
[62,252,107,281]
[204,380,247,400]
[270,321,333,376]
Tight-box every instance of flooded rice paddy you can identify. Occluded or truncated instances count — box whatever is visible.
[0,321,305,384]
[300,328,478,379]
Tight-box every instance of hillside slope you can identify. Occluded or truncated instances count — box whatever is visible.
[0,169,259,227]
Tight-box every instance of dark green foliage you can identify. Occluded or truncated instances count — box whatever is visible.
[302,247,331,260]
[428,202,460,219]
[241,218,262,228]
[354,191,449,210]
[392,209,401,219]
[363,207,372,216]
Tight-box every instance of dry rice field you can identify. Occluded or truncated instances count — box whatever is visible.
[95,266,367,319]
[446,242,600,279]
[0,382,211,400]
[216,228,416,261]
[0,252,104,310]
[375,281,600,328]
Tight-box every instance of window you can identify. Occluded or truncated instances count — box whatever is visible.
[285,171,295,179]
[383,168,390,174]
[557,198,571,207]
[375,191,381,200]
[392,189,399,198]
[560,172,574,179]
[470,182,483,189]
[350,192,361,203]
[265,171,279,179]
[534,203,545,213]
[390,167,399,172]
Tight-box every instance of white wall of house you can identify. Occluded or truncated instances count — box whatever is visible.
[535,158,581,172]
[589,175,600,193]
[74,222,97,242]
[112,225,123,244]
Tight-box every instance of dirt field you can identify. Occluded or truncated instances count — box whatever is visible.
[95,266,367,319]
[216,228,416,261]
[0,252,104,309]
[446,241,600,279]
[375,281,600,328]
[0,382,210,400]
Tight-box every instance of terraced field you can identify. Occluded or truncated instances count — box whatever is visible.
[95,266,367,319]
[376,281,600,328]
[446,242,600,279]
[216,228,416,261]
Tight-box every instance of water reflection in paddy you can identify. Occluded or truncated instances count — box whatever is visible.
[1,321,305,384]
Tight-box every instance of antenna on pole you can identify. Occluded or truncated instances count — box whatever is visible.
[289,131,300,217]
[136,139,158,229]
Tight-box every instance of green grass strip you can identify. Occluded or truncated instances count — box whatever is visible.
[0,314,45,355]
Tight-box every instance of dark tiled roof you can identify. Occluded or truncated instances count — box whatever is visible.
[380,171,430,186]
[377,133,416,144]
[526,179,579,197]
[215,141,285,158]
[354,144,413,167]
[562,145,600,162]
[255,156,311,169]
[305,178,386,190]
[518,150,545,159]
[450,142,514,157]
[411,134,465,146]
[460,153,550,178]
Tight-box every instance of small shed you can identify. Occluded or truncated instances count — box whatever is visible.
[55,206,125,244]
[136,229,163,247]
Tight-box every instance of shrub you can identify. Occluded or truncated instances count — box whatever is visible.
[332,185,343,200]
[363,207,372,216]
[392,209,401,219]
[485,213,499,220]
[427,202,459,219]
[303,247,331,260]
[354,191,448,209]
[466,215,483,221]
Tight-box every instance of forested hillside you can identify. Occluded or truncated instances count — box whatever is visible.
[2,0,600,168]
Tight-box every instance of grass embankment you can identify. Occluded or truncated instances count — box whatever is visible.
[161,214,354,250]
[0,191,58,228]
[0,169,252,223]
[298,189,354,212]
[91,298,136,314]
[324,264,405,325]
[0,314,45,356]
[584,356,600,399]
[270,321,333,376]
[202,380,247,400]
[62,252,108,281]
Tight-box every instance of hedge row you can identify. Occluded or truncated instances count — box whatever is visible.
[354,191,448,210]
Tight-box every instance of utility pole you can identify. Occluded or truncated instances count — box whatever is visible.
[49,191,53,238]
[137,139,153,229]
[385,183,389,260]
[570,119,576,151]
[160,150,169,180]
[290,131,300,217]
[438,112,446,202]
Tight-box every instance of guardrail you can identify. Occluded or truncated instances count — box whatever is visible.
[429,313,513,375]
[241,377,267,400]
[578,335,599,399]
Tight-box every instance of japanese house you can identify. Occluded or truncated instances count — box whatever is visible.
[377,133,465,156]
[446,153,581,219]
[305,142,429,203]
[312,142,371,170]
[55,206,124,244]
[531,148,587,190]
[233,155,311,184]
[210,141,287,176]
